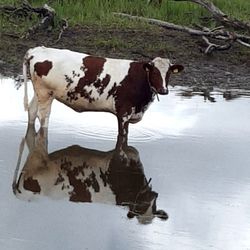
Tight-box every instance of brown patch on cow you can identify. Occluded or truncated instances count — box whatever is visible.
[34,60,53,77]
[68,85,95,103]
[60,158,92,202]
[108,152,159,217]
[164,68,171,86]
[147,66,163,91]
[65,74,74,88]
[100,168,108,187]
[97,74,111,95]
[79,56,106,86]
[23,177,41,193]
[84,171,100,192]
[67,168,92,202]
[107,82,117,99]
[72,70,80,78]
[115,62,153,116]
[67,56,111,102]
[54,173,65,185]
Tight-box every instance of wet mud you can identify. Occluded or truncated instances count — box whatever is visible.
[1,25,250,90]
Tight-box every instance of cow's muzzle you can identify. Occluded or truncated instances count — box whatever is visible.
[158,88,169,95]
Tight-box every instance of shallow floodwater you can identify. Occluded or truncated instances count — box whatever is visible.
[0,77,250,250]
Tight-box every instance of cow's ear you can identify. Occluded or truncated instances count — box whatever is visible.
[143,62,154,72]
[154,210,168,220]
[170,64,184,74]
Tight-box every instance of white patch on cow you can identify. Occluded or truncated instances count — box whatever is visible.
[99,58,132,89]
[152,57,171,88]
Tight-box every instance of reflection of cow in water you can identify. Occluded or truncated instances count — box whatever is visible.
[13,126,168,224]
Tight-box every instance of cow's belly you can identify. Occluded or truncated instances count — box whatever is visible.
[46,78,115,113]
[56,94,115,113]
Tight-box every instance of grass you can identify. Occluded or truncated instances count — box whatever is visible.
[0,0,250,32]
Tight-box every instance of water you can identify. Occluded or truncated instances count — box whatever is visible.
[1,77,250,250]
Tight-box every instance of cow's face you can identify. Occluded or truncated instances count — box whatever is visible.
[143,57,184,95]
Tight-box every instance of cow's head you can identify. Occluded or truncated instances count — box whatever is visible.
[127,187,168,224]
[143,57,184,95]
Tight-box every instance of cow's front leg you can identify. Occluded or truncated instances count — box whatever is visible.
[28,95,38,125]
[116,116,130,160]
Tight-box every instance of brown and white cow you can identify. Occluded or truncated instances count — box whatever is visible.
[13,126,168,224]
[22,46,183,151]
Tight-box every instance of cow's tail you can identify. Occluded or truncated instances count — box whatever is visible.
[23,54,29,111]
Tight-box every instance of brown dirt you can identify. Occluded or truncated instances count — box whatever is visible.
[0,24,250,90]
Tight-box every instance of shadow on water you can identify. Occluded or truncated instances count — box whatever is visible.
[13,125,168,225]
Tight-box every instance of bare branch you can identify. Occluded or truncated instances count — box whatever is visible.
[113,12,218,36]
[52,19,69,45]
[114,12,249,54]
[113,12,250,41]
[236,39,250,48]
[202,36,231,54]
[174,0,250,32]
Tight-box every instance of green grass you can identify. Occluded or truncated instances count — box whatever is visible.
[1,0,250,33]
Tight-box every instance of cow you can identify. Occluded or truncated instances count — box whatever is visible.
[22,46,183,152]
[13,126,168,224]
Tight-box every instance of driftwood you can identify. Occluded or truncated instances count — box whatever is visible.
[113,10,250,54]
[0,1,68,42]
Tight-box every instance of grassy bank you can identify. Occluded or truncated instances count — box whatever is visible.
[0,1,250,87]
[1,0,250,32]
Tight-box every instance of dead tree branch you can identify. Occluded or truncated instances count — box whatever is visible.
[201,36,232,54]
[174,0,250,32]
[0,1,67,43]
[113,12,250,54]
[52,18,69,44]
[24,3,55,38]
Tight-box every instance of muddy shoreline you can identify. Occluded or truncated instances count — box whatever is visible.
[1,25,250,90]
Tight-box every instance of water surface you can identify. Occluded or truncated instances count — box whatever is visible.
[0,78,250,250]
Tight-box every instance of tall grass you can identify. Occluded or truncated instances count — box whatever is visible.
[1,0,250,29]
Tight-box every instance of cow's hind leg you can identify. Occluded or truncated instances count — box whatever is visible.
[28,95,38,125]
[37,96,54,128]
